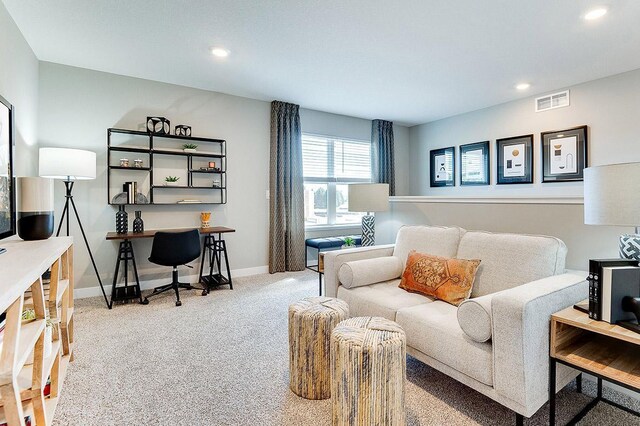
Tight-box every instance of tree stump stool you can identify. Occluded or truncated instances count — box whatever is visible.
[289,296,349,399]
[331,316,406,426]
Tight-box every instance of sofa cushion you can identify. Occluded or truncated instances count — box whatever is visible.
[399,251,480,306]
[393,225,465,267]
[396,301,494,386]
[338,256,404,289]
[337,279,433,321]
[456,230,567,297]
[457,292,496,342]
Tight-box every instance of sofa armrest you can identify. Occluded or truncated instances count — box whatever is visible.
[491,273,588,417]
[323,244,395,297]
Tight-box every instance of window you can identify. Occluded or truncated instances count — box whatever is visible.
[302,134,371,227]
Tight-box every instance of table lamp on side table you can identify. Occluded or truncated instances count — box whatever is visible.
[348,183,389,246]
[585,162,640,260]
[39,147,109,308]
[584,162,640,331]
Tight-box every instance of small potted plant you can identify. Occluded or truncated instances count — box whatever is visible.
[183,143,198,153]
[341,236,356,249]
[164,176,180,186]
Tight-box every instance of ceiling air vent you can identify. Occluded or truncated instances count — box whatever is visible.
[535,90,570,112]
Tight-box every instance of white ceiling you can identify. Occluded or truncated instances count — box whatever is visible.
[4,1,640,126]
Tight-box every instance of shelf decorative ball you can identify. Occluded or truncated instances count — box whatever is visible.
[175,125,192,137]
[146,116,170,135]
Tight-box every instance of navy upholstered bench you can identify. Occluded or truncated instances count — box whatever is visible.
[305,235,362,270]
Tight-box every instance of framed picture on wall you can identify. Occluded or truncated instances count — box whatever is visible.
[541,125,588,182]
[430,146,455,187]
[496,134,533,184]
[460,141,490,186]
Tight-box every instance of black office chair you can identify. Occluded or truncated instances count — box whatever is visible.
[142,229,201,306]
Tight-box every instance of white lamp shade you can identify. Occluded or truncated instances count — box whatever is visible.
[348,183,389,212]
[39,147,96,180]
[584,162,640,226]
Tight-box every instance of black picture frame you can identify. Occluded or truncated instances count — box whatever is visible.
[541,125,588,183]
[0,94,15,241]
[496,134,533,185]
[460,141,490,186]
[430,147,455,187]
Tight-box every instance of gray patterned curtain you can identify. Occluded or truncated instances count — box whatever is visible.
[371,119,395,195]
[269,101,305,273]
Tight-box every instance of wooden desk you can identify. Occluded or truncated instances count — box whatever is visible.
[549,302,640,425]
[105,226,236,306]
[105,226,235,240]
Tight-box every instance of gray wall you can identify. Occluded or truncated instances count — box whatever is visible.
[37,62,410,290]
[0,3,39,176]
[409,68,640,195]
[378,69,640,270]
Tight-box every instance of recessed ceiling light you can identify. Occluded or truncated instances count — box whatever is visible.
[584,7,607,20]
[210,47,229,58]
[515,83,531,91]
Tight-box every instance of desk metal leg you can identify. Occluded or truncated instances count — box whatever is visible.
[198,237,207,292]
[129,243,143,304]
[549,357,556,426]
[319,273,322,296]
[110,240,143,307]
[199,234,232,294]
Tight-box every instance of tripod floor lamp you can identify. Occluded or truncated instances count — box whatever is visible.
[39,147,109,308]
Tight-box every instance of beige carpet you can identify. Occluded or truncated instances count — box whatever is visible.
[53,271,638,425]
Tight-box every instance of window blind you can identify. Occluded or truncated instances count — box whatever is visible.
[302,135,371,182]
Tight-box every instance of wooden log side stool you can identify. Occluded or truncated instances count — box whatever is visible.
[289,296,349,400]
[331,316,407,426]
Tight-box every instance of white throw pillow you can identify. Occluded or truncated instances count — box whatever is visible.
[338,256,403,289]
[457,292,494,343]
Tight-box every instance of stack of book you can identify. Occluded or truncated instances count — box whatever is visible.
[588,258,640,322]
[123,181,137,204]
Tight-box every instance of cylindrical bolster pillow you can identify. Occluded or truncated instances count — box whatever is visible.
[457,293,494,343]
[338,256,403,289]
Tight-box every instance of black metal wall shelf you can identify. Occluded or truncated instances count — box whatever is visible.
[189,170,226,174]
[107,128,227,205]
[109,166,152,171]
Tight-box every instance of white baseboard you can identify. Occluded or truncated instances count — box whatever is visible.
[73,265,269,299]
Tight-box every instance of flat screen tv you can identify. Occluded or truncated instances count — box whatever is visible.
[0,94,15,240]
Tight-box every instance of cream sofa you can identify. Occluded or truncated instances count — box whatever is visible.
[324,225,588,421]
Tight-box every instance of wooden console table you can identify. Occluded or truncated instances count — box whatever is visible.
[105,226,235,306]
[0,237,75,426]
[549,303,640,425]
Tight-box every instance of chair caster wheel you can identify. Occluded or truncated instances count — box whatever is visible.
[141,298,149,305]
[201,290,208,296]
[176,301,182,307]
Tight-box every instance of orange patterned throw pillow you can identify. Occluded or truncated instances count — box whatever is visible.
[399,251,481,306]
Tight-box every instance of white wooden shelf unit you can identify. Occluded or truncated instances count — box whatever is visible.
[0,237,75,426]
